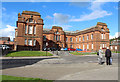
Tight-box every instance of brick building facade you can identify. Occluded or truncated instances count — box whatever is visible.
[14,11,110,51]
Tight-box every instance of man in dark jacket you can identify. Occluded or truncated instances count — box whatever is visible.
[105,47,112,65]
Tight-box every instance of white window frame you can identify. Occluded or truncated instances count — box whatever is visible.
[28,25,33,34]
[87,35,89,40]
[92,44,93,49]
[83,44,84,50]
[33,40,36,46]
[76,37,77,42]
[101,34,103,39]
[104,34,105,39]
[79,45,81,48]
[87,44,89,49]
[91,34,93,40]
[103,44,104,48]
[25,25,27,34]
[115,46,117,50]
[34,26,36,34]
[79,37,81,41]
[83,36,84,41]
[28,39,32,46]
[25,39,27,45]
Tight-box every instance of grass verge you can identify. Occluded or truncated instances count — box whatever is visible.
[112,51,120,53]
[1,75,53,82]
[70,51,97,55]
[5,51,53,57]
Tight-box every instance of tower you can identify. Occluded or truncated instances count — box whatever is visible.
[14,11,44,51]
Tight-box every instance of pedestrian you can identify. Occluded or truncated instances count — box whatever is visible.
[105,47,112,65]
[98,47,104,65]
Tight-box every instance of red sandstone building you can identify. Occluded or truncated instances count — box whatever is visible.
[14,11,110,51]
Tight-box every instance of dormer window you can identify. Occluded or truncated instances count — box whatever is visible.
[29,18,33,23]
[101,28,104,31]
[56,31,59,34]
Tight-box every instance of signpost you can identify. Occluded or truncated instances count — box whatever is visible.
[46,42,48,56]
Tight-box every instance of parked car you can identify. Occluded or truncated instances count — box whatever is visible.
[0,45,10,50]
[61,48,64,51]
[50,47,57,51]
[64,48,68,51]
[76,48,83,51]
[68,48,76,51]
[43,48,49,51]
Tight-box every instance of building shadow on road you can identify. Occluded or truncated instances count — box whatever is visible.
[1,57,56,69]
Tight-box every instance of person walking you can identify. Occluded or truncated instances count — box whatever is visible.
[105,47,112,65]
[98,47,104,65]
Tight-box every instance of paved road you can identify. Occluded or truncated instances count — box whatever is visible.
[1,51,119,80]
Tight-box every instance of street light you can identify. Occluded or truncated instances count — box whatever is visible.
[46,42,48,56]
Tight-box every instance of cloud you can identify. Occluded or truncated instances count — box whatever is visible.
[0,25,16,41]
[53,13,70,24]
[70,10,112,21]
[2,7,6,11]
[110,32,120,39]
[70,1,112,22]
[45,15,53,19]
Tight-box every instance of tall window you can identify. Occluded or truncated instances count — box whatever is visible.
[70,45,72,48]
[83,44,84,50]
[76,37,77,42]
[79,37,81,41]
[25,39,27,45]
[66,37,68,42]
[91,34,93,40]
[115,46,117,50]
[103,44,104,48]
[83,36,84,41]
[28,25,33,34]
[87,35,89,40]
[34,26,36,34]
[92,43,93,49]
[79,45,81,48]
[104,34,106,39]
[33,40,36,46]
[87,44,89,49]
[101,34,103,39]
[70,37,72,42]
[28,39,32,46]
[56,35,58,41]
[25,25,27,34]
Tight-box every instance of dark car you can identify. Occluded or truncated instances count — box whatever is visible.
[68,48,76,51]
[50,47,57,51]
[76,48,83,51]
[43,48,50,51]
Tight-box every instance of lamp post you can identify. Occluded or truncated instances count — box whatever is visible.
[46,42,48,56]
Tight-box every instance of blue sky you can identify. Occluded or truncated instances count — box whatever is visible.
[0,1,119,40]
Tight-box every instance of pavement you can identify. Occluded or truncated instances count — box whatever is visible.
[1,51,119,80]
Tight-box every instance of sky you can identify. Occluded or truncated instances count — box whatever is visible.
[0,1,119,41]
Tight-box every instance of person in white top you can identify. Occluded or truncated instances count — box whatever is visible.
[98,47,104,65]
